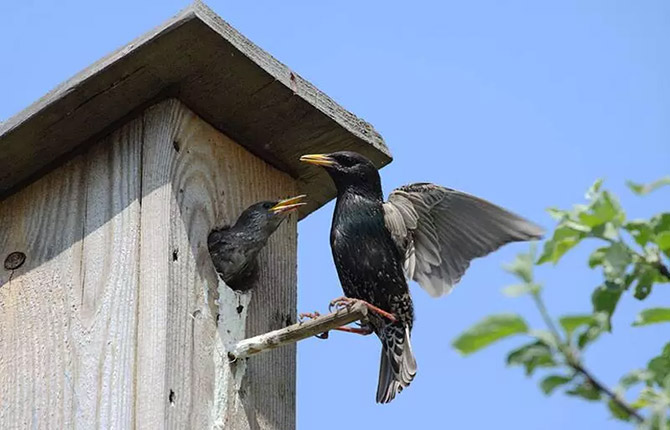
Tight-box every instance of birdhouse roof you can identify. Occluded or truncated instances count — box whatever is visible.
[0,1,391,216]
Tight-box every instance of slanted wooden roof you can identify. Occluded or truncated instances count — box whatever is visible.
[0,1,390,216]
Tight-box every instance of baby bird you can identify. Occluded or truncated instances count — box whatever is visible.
[208,195,305,291]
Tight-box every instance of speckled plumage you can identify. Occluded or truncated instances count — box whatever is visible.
[300,150,543,404]
[331,187,416,403]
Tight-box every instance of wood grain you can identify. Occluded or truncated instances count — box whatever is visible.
[0,97,299,429]
[0,117,142,429]
[136,99,298,429]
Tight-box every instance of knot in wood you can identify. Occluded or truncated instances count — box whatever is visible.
[4,251,26,270]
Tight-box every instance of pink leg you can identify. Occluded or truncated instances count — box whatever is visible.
[332,326,373,336]
[329,296,397,322]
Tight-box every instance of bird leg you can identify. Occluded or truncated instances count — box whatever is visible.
[332,325,373,336]
[298,311,373,338]
[328,297,397,323]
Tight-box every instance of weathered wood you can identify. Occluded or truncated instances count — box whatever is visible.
[0,1,390,216]
[1,98,299,429]
[0,117,142,429]
[135,99,298,430]
[228,302,368,361]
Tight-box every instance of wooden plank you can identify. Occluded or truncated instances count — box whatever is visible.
[73,117,142,428]
[0,117,142,428]
[0,157,85,430]
[136,99,298,429]
[0,1,390,217]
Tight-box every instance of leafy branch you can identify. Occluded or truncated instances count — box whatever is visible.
[452,177,670,427]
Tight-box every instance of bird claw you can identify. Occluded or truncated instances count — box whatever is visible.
[328,296,356,313]
[328,297,397,323]
[298,311,329,340]
[298,311,321,322]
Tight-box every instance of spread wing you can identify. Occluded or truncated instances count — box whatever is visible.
[383,183,544,297]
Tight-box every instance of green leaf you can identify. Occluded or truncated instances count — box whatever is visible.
[547,207,567,221]
[633,308,670,326]
[590,191,625,227]
[590,222,620,241]
[452,314,529,355]
[588,247,608,268]
[656,231,670,251]
[576,312,608,349]
[648,343,670,386]
[566,380,602,401]
[652,213,670,235]
[506,341,556,376]
[559,315,596,338]
[608,398,634,422]
[620,369,653,389]
[624,220,654,247]
[634,264,658,300]
[503,247,536,283]
[537,226,585,265]
[592,282,623,327]
[502,283,541,297]
[626,176,670,195]
[601,242,632,282]
[540,375,573,395]
[586,178,604,200]
[530,329,560,349]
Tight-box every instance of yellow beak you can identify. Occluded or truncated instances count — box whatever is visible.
[270,195,307,214]
[299,153,336,167]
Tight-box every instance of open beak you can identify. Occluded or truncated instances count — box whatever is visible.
[270,195,307,215]
[299,153,336,167]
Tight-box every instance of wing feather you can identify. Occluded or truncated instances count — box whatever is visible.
[383,183,544,297]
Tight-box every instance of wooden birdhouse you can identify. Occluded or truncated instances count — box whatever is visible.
[0,3,390,429]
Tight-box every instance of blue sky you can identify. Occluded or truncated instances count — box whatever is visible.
[2,1,669,429]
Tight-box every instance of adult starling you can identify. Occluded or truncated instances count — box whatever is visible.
[208,195,306,291]
[300,151,543,403]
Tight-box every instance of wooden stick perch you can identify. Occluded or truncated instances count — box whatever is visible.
[227,302,368,361]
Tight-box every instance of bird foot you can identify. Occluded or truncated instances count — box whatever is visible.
[328,297,397,323]
[298,311,329,339]
[298,311,321,321]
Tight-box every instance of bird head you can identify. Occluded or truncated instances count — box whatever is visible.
[299,151,382,198]
[235,195,307,235]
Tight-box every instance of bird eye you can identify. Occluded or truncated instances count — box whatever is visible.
[263,202,273,209]
[338,156,355,167]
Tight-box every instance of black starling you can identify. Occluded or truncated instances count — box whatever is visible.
[208,195,306,291]
[300,151,543,403]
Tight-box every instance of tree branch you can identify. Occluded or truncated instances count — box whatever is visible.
[655,261,670,281]
[531,290,644,423]
[227,302,368,361]
[570,362,644,423]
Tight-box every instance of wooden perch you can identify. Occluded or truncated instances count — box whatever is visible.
[227,302,368,361]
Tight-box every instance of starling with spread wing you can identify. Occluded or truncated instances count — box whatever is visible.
[300,151,543,403]
[208,195,306,291]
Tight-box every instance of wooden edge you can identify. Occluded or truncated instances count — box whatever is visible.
[0,1,389,159]
[190,1,390,159]
[0,6,197,137]
[227,302,368,361]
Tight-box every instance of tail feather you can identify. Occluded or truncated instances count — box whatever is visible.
[376,324,417,403]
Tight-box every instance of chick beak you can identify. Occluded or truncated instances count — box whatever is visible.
[299,154,336,167]
[270,195,307,214]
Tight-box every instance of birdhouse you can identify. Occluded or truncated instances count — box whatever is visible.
[0,3,390,429]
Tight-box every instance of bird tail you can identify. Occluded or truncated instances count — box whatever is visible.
[376,323,417,404]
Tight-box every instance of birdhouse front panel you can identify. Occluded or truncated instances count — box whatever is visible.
[0,99,298,429]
